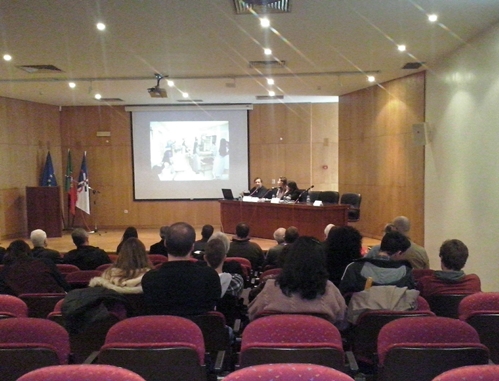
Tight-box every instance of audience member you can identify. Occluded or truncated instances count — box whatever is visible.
[30,229,63,264]
[227,222,264,270]
[89,237,153,294]
[205,237,244,297]
[417,239,481,299]
[366,216,429,269]
[323,226,363,287]
[193,224,214,254]
[248,177,268,198]
[339,231,415,294]
[248,236,347,326]
[275,226,300,267]
[149,225,169,255]
[142,222,221,316]
[324,223,335,240]
[0,240,70,295]
[116,226,138,253]
[64,228,112,270]
[262,227,285,269]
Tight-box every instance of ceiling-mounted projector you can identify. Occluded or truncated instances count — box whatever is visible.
[148,74,167,98]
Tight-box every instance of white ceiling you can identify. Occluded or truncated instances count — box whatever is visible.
[0,0,498,106]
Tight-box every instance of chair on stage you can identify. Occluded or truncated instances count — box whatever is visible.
[432,364,499,381]
[459,292,499,363]
[239,314,347,372]
[0,294,28,318]
[94,315,207,381]
[224,363,356,381]
[319,191,340,204]
[17,364,146,381]
[339,193,362,222]
[0,317,70,381]
[377,316,489,381]
[18,293,66,318]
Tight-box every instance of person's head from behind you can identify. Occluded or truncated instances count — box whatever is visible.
[439,239,469,271]
[4,240,31,265]
[116,237,152,273]
[235,222,250,239]
[165,222,196,257]
[30,229,47,248]
[72,228,89,248]
[201,224,214,241]
[325,225,363,265]
[284,226,299,244]
[380,231,411,257]
[273,227,286,244]
[392,216,411,236]
[277,236,328,300]
[208,232,230,254]
[159,225,169,239]
[204,238,227,270]
[121,226,138,241]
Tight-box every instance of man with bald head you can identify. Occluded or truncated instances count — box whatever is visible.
[366,216,429,269]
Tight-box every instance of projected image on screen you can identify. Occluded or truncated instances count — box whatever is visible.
[150,121,229,181]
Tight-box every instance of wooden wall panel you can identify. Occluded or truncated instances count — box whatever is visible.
[339,72,425,244]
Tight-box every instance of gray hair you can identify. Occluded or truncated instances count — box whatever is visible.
[30,229,47,247]
[208,232,230,254]
[324,224,335,238]
[392,216,411,235]
[273,228,286,244]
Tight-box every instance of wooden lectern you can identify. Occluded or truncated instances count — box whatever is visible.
[26,186,62,237]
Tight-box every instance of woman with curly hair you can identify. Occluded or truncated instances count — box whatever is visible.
[248,236,346,326]
[90,237,153,294]
[323,225,363,287]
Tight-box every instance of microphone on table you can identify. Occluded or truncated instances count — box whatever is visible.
[262,187,275,199]
[295,185,314,204]
[249,188,258,196]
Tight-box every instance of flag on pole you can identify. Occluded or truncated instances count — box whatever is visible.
[65,149,77,215]
[76,151,90,214]
[40,151,58,186]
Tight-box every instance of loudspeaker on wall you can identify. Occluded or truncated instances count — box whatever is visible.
[412,122,431,145]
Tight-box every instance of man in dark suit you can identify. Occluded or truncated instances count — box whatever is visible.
[30,229,63,264]
[149,225,169,255]
[63,228,112,270]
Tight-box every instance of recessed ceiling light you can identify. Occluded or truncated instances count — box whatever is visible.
[3,54,12,61]
[264,48,272,55]
[182,92,189,98]
[268,90,275,97]
[260,18,270,28]
[367,76,375,83]
[267,78,274,85]
[96,22,106,31]
[167,80,174,87]
[397,45,406,52]
[68,82,76,88]
[428,14,438,22]
[94,93,102,100]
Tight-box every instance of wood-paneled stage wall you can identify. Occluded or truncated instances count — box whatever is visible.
[0,72,424,244]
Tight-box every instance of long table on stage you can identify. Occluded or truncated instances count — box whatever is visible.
[219,200,349,240]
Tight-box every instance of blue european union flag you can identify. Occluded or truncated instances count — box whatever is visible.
[40,151,58,186]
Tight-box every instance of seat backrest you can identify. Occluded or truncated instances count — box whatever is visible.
[428,294,470,318]
[225,257,251,279]
[18,293,66,318]
[339,193,362,221]
[147,254,168,264]
[433,364,499,381]
[189,311,230,353]
[351,309,435,365]
[377,316,489,381]
[319,191,340,204]
[98,315,206,381]
[240,314,344,370]
[0,294,28,317]
[56,264,81,275]
[17,364,146,381]
[65,270,103,288]
[96,263,113,271]
[459,292,499,363]
[412,268,435,281]
[260,267,282,280]
[224,363,355,381]
[0,317,70,381]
